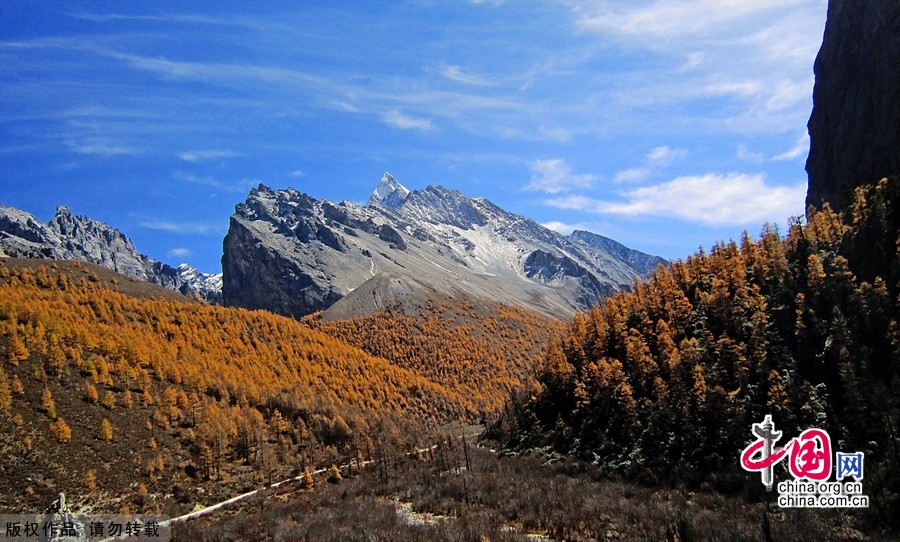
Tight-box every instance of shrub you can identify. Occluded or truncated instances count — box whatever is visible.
[136,483,148,507]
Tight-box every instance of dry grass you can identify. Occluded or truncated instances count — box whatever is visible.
[172,440,888,541]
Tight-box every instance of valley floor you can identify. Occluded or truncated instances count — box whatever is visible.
[172,442,885,542]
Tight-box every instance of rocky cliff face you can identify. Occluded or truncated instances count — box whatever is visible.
[222,173,665,319]
[0,204,222,303]
[806,0,900,210]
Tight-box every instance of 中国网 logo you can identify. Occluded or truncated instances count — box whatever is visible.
[740,415,868,508]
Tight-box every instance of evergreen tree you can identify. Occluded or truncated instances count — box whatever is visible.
[0,365,11,415]
[100,418,113,441]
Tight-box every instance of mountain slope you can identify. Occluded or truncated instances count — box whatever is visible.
[222,174,663,319]
[0,204,221,303]
[569,229,666,276]
[0,258,473,513]
[503,177,899,511]
[309,293,563,413]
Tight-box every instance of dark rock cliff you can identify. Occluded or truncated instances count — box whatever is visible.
[221,214,340,319]
[806,0,900,210]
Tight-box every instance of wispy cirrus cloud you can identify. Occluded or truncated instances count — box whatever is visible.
[175,172,260,194]
[646,145,686,164]
[66,11,280,32]
[541,220,612,235]
[179,149,241,162]
[65,138,139,156]
[1,2,829,269]
[679,51,705,72]
[737,144,764,163]
[526,159,594,194]
[381,110,433,131]
[3,28,560,141]
[547,172,806,226]
[614,145,686,183]
[0,30,552,144]
[139,219,221,235]
[569,0,824,136]
[574,1,781,40]
[442,65,495,87]
[167,247,192,258]
[773,133,809,161]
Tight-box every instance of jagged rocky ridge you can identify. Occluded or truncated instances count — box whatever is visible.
[222,173,666,319]
[0,204,222,303]
[806,0,900,210]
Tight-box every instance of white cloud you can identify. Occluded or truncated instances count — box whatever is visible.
[442,65,494,86]
[700,80,762,99]
[773,133,809,161]
[571,1,826,133]
[546,172,806,226]
[742,14,824,66]
[179,149,241,162]
[290,169,305,178]
[65,138,138,156]
[541,220,608,235]
[614,168,649,184]
[140,219,221,235]
[526,159,595,194]
[679,51,705,72]
[382,110,433,131]
[765,80,810,112]
[330,101,359,113]
[67,12,276,31]
[84,47,535,138]
[542,221,576,234]
[176,172,259,193]
[646,145,686,165]
[168,247,192,258]
[538,125,573,143]
[615,145,686,183]
[546,195,597,211]
[737,144,764,163]
[574,1,785,41]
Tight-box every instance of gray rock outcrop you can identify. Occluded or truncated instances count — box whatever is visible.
[0,204,222,303]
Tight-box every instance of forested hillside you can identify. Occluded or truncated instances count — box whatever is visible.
[309,300,561,413]
[502,177,898,523]
[0,260,484,513]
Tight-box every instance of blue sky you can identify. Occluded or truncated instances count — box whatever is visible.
[1,1,827,273]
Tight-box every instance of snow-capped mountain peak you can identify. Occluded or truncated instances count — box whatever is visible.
[177,263,224,294]
[369,172,410,208]
[223,172,666,319]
